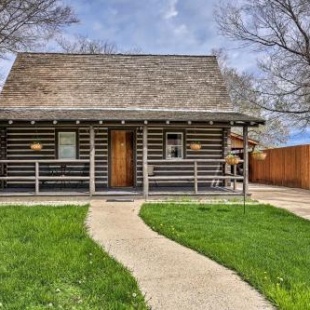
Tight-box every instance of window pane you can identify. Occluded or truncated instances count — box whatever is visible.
[59,132,75,145]
[166,133,183,159]
[167,133,182,146]
[58,132,76,159]
[59,146,76,159]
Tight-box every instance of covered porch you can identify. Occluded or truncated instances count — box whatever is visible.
[0,118,253,199]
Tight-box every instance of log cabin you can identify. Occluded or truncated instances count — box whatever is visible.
[0,53,264,197]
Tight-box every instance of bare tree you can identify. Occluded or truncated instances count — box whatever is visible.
[213,49,290,146]
[0,0,78,56]
[56,34,118,54]
[215,0,310,127]
[56,34,143,55]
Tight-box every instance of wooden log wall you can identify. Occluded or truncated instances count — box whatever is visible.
[137,126,225,187]
[4,126,108,189]
[250,145,310,190]
[3,125,225,189]
[0,128,7,188]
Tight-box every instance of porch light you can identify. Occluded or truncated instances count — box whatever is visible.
[121,120,125,124]
[53,120,58,125]
[230,121,234,125]
[31,121,35,125]
[99,120,103,125]
[76,120,80,124]
[209,121,214,125]
[144,120,148,125]
[188,121,192,125]
[166,120,170,124]
[8,120,13,124]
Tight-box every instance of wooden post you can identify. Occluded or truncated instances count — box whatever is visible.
[35,161,39,195]
[243,126,249,196]
[143,125,149,199]
[233,164,237,191]
[194,161,198,194]
[89,126,95,196]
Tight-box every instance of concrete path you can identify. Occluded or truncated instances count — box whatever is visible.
[248,183,310,220]
[87,200,273,310]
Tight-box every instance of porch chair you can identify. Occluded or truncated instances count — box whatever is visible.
[0,163,5,190]
[76,163,90,188]
[41,164,56,188]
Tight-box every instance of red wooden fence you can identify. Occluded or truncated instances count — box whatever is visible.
[250,145,310,190]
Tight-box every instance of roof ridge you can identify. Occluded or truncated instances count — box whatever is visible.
[17,52,216,58]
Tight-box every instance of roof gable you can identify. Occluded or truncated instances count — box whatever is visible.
[0,53,232,112]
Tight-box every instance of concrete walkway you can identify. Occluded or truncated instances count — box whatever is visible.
[87,200,273,310]
[248,183,310,220]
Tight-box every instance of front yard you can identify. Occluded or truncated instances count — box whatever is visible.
[140,202,310,310]
[0,205,147,309]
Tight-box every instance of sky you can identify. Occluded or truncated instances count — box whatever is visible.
[62,0,258,71]
[287,129,310,146]
[0,0,309,146]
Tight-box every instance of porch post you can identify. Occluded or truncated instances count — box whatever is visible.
[194,161,198,194]
[89,126,95,196]
[143,125,148,199]
[35,161,39,195]
[243,126,249,196]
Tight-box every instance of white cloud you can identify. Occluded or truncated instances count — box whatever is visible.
[173,24,189,36]
[163,0,178,20]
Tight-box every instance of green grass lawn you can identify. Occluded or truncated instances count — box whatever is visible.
[0,205,147,310]
[140,203,310,310]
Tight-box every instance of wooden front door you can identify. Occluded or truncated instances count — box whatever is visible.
[110,130,134,187]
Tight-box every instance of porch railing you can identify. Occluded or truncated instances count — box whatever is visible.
[0,158,244,196]
[147,159,244,194]
[0,160,90,195]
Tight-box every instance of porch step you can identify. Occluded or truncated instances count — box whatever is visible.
[149,176,195,180]
[148,176,243,180]
[106,199,135,202]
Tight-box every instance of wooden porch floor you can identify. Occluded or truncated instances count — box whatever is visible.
[0,185,244,198]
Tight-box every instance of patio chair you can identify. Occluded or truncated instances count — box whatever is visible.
[76,163,89,188]
[41,164,56,188]
[0,163,5,190]
[43,164,71,189]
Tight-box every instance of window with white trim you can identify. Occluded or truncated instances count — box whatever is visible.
[58,132,77,159]
[165,132,184,159]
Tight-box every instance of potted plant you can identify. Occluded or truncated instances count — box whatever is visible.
[30,141,43,151]
[225,152,240,165]
[251,147,267,160]
[190,141,201,150]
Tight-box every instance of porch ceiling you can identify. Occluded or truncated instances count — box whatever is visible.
[0,109,265,125]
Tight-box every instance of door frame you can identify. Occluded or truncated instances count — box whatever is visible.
[108,128,137,188]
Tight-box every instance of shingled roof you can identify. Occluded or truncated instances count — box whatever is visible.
[0,53,264,124]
